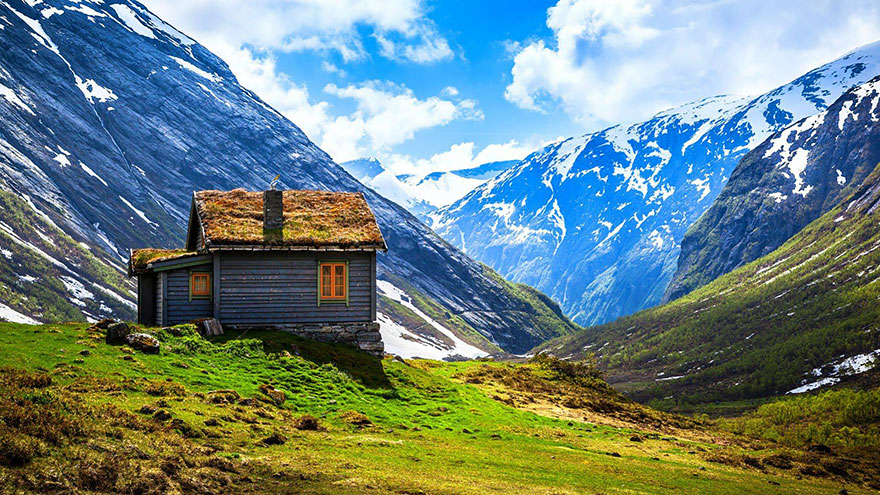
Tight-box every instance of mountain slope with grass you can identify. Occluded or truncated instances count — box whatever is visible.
[1,321,878,494]
[430,42,880,326]
[538,161,880,406]
[666,76,880,302]
[0,0,576,355]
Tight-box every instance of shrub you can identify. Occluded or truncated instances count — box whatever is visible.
[0,432,45,466]
[530,352,605,385]
[292,414,321,431]
[144,380,186,397]
[339,410,372,426]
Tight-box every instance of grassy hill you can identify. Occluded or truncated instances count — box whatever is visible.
[537,164,880,407]
[1,321,878,494]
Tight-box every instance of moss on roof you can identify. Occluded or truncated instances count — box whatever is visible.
[193,189,386,249]
[129,248,199,275]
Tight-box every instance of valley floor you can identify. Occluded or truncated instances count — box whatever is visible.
[0,322,876,494]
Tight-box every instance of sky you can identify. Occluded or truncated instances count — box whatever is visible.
[140,0,880,176]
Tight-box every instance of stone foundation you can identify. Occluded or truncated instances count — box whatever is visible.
[233,322,384,356]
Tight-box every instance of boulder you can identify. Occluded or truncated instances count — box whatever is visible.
[94,319,117,330]
[192,318,224,337]
[126,333,160,354]
[105,321,131,344]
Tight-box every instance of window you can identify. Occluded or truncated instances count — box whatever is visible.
[190,272,211,298]
[319,262,346,301]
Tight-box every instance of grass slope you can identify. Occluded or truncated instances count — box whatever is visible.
[1,322,875,494]
[538,164,880,406]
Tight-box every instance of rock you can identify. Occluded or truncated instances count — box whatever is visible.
[608,452,621,458]
[78,349,91,356]
[94,319,116,330]
[261,433,287,446]
[153,410,172,421]
[105,322,131,344]
[194,318,224,337]
[292,415,320,431]
[207,390,240,404]
[629,436,643,442]
[138,405,157,415]
[237,398,256,407]
[125,333,160,354]
[258,384,286,406]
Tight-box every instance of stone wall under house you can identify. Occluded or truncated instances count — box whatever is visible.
[232,322,384,356]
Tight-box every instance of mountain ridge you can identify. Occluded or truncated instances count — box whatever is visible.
[536,78,880,403]
[430,41,880,326]
[665,75,880,301]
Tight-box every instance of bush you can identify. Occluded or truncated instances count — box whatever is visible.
[144,380,186,397]
[339,410,372,426]
[292,414,321,431]
[530,352,605,385]
[0,432,45,466]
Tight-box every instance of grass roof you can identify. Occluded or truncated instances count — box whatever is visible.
[194,189,386,249]
[129,248,199,275]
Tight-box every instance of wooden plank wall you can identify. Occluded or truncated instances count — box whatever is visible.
[217,251,373,325]
[155,273,164,326]
[165,267,213,325]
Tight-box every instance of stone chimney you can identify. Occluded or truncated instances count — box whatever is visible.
[263,189,283,243]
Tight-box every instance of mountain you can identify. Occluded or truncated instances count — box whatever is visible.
[0,0,578,355]
[338,157,384,182]
[431,42,880,326]
[665,76,880,301]
[451,160,518,180]
[341,157,516,224]
[537,87,880,404]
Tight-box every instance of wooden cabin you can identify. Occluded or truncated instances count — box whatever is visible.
[128,188,387,354]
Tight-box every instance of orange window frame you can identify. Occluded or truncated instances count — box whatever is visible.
[191,272,211,297]
[319,262,347,301]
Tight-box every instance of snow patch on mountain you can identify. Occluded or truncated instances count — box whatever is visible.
[377,279,487,360]
[110,4,155,39]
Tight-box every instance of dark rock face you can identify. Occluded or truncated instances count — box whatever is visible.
[0,0,572,352]
[665,76,880,302]
[431,43,880,326]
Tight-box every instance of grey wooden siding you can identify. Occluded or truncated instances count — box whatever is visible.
[164,266,213,325]
[217,251,373,325]
[155,273,164,326]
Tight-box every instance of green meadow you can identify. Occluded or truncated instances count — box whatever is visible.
[0,322,876,494]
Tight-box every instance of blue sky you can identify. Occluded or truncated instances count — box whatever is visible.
[142,0,880,175]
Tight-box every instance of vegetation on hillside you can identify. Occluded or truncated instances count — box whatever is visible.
[1,322,874,494]
[536,164,880,405]
[0,186,134,322]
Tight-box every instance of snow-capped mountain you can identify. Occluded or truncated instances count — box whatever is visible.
[431,42,880,326]
[341,158,515,223]
[0,0,578,355]
[666,75,880,301]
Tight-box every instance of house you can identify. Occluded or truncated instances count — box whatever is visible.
[128,188,387,355]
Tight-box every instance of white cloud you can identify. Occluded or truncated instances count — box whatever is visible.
[506,0,880,129]
[320,61,347,78]
[322,81,483,160]
[142,0,451,63]
[383,139,532,175]
[141,0,464,164]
